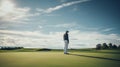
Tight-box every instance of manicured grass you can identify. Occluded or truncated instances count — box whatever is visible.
[0,51,120,67]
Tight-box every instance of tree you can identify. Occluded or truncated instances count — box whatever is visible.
[118,45,120,49]
[96,44,102,50]
[112,44,117,49]
[108,43,113,49]
[102,43,109,49]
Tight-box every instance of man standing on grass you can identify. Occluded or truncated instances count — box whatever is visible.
[63,30,69,54]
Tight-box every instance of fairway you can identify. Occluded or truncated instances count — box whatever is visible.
[0,52,120,67]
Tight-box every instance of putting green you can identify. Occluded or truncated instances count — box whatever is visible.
[0,52,120,67]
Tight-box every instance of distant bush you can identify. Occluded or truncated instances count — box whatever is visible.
[96,44,102,50]
[37,48,51,51]
[96,43,118,50]
[0,46,23,50]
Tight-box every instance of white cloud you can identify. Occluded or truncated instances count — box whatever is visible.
[37,0,90,13]
[70,30,120,48]
[54,23,77,28]
[103,28,114,32]
[0,30,49,38]
[36,8,45,13]
[51,23,100,31]
[38,25,43,29]
[0,26,7,29]
[59,0,67,3]
[0,30,120,49]
[0,0,31,22]
[73,6,78,11]
[0,30,64,48]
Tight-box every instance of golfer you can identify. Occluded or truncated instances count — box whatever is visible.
[63,31,69,54]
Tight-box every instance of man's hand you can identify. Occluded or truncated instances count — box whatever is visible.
[68,40,69,44]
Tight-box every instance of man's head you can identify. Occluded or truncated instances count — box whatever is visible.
[66,30,69,34]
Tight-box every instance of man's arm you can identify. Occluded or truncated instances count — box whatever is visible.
[67,39,69,44]
[67,34,69,43]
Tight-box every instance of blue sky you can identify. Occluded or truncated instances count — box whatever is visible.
[0,0,120,49]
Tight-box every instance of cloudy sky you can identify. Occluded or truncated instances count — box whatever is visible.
[0,0,120,49]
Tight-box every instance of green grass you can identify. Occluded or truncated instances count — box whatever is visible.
[0,49,120,67]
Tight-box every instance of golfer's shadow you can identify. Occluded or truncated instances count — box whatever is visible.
[68,53,120,61]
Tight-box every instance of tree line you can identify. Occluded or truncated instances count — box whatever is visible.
[96,43,120,50]
[0,46,23,50]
